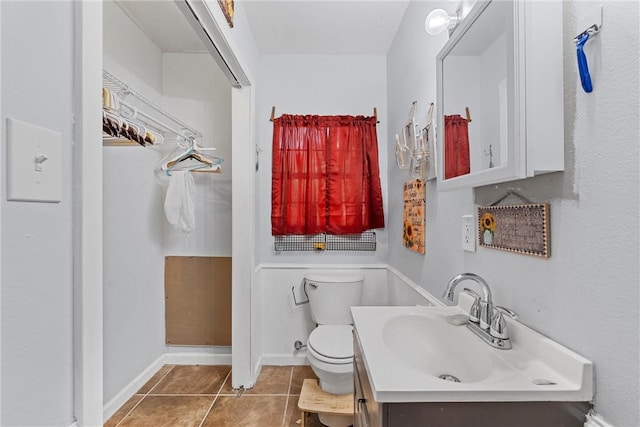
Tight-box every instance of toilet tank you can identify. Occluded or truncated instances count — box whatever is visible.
[305,274,364,325]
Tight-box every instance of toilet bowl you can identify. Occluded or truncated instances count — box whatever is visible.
[307,324,354,395]
[304,274,363,427]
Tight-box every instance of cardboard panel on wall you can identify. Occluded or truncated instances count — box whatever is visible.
[165,256,232,346]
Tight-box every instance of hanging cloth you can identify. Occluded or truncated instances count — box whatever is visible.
[164,171,197,234]
[444,114,470,179]
[271,114,385,235]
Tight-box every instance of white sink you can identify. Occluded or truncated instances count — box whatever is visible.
[352,305,594,403]
[383,312,497,383]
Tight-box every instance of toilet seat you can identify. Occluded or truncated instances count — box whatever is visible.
[307,325,353,365]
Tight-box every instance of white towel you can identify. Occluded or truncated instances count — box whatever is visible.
[164,171,197,234]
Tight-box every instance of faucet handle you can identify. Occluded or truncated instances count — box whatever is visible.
[494,306,518,319]
[490,306,517,340]
[462,288,481,323]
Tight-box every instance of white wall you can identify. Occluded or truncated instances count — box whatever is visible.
[102,145,166,403]
[388,0,470,289]
[255,55,389,265]
[161,53,232,256]
[255,264,434,367]
[387,1,639,426]
[1,1,75,425]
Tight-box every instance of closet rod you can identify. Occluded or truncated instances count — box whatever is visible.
[103,69,202,140]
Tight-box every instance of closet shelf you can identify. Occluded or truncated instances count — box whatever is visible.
[102,69,202,144]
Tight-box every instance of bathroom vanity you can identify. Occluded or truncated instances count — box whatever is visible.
[351,305,593,427]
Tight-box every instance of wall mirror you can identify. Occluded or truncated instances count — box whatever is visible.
[436,0,564,191]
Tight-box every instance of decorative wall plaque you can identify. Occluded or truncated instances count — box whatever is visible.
[403,179,426,254]
[478,203,550,258]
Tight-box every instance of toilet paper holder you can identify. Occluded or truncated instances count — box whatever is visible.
[292,278,314,306]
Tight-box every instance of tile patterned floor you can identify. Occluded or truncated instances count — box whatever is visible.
[105,365,324,427]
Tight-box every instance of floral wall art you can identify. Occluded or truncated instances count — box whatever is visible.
[403,179,426,254]
[478,204,550,258]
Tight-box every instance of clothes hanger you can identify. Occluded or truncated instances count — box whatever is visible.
[166,151,213,169]
[159,137,222,175]
[165,155,223,175]
[163,137,215,163]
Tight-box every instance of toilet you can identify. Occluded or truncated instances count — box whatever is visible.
[305,274,364,427]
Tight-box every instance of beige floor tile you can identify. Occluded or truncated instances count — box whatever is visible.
[117,395,213,427]
[290,365,317,395]
[220,366,292,395]
[104,395,144,427]
[150,365,230,395]
[137,365,174,394]
[202,395,287,427]
[107,365,330,427]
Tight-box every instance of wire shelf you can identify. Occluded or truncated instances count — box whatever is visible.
[102,69,202,141]
[274,231,377,252]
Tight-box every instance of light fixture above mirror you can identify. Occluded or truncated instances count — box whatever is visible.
[425,0,478,36]
[424,8,460,36]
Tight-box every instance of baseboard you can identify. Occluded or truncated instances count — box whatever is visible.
[163,351,232,365]
[260,353,309,366]
[585,410,615,427]
[103,354,165,422]
[103,351,232,422]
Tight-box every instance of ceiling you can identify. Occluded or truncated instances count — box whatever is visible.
[243,1,410,55]
[114,1,206,53]
[115,0,410,55]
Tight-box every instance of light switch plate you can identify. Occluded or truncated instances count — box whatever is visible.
[462,215,475,252]
[6,118,62,203]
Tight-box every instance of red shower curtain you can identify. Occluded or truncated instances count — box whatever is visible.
[444,114,470,179]
[271,115,385,235]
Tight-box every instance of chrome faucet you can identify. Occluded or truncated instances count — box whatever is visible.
[443,273,517,350]
[443,273,493,329]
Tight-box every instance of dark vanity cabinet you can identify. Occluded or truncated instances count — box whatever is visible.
[353,330,591,427]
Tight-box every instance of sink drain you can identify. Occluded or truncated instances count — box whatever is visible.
[438,374,461,383]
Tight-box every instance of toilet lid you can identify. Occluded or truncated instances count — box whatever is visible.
[308,325,354,360]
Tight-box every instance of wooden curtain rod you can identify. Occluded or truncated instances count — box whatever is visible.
[269,106,379,123]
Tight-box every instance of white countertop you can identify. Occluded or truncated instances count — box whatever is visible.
[351,305,594,403]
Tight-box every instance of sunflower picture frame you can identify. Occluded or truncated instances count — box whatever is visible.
[477,203,550,258]
[403,179,426,254]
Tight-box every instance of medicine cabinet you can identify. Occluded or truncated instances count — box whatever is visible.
[436,0,564,191]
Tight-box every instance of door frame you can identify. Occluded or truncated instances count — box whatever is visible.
[73,2,104,425]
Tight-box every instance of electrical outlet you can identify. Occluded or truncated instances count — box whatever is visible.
[462,215,476,252]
